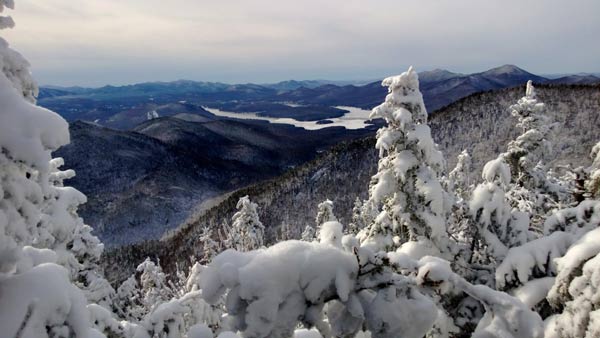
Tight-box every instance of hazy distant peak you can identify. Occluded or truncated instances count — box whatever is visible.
[482,64,531,76]
[419,68,462,82]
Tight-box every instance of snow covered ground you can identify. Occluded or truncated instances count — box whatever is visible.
[204,106,373,130]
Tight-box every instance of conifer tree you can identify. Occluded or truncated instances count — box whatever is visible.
[198,226,219,264]
[315,199,338,237]
[359,67,450,254]
[114,275,145,322]
[503,81,564,227]
[347,197,366,234]
[137,258,173,313]
[0,3,96,335]
[230,196,264,251]
[448,149,472,201]
[301,224,316,242]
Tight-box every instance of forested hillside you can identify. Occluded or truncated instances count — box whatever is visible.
[104,83,600,283]
[431,84,600,172]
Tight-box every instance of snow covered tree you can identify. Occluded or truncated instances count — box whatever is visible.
[492,142,600,325]
[198,226,219,264]
[505,82,551,185]
[315,199,337,238]
[467,83,566,281]
[0,3,97,336]
[301,224,316,242]
[466,83,565,267]
[220,220,240,251]
[469,157,529,268]
[359,67,450,254]
[545,225,600,338]
[137,258,173,313]
[586,142,600,199]
[315,199,337,227]
[44,157,115,307]
[114,275,145,322]
[147,110,159,120]
[199,238,544,338]
[503,81,565,227]
[448,149,472,201]
[347,197,366,235]
[445,150,474,272]
[229,196,264,251]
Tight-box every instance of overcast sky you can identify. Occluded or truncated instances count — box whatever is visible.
[3,0,600,86]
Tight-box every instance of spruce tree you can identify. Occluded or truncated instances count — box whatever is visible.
[230,196,264,251]
[359,67,450,254]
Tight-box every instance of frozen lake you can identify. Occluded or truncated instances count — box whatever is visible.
[204,106,373,130]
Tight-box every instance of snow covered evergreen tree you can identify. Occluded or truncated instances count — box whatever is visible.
[0,3,98,336]
[114,275,145,322]
[315,199,337,227]
[448,150,472,201]
[229,196,264,251]
[137,258,173,313]
[347,197,366,235]
[545,224,600,338]
[468,82,592,291]
[199,235,544,338]
[587,142,600,199]
[359,67,450,254]
[315,199,337,238]
[469,157,529,268]
[198,226,219,264]
[301,224,316,242]
[492,141,600,331]
[503,81,565,227]
[44,157,115,307]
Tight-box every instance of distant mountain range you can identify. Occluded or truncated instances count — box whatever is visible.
[39,65,600,130]
[38,65,600,129]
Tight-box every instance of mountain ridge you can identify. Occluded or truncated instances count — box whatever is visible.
[38,65,600,130]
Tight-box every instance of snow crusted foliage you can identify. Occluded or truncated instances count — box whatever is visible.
[3,5,600,336]
[0,3,107,337]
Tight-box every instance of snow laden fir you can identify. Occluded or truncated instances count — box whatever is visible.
[3,3,600,338]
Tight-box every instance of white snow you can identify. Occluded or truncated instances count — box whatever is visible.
[1,29,598,338]
[397,238,442,260]
[319,221,344,248]
[364,286,438,338]
[0,72,69,170]
[216,332,241,338]
[293,328,323,338]
[496,231,574,289]
[482,157,511,186]
[549,226,600,303]
[200,241,358,338]
[512,277,555,308]
[417,256,544,338]
[0,264,90,338]
[187,324,213,338]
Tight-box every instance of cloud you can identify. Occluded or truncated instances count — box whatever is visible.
[3,0,600,85]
